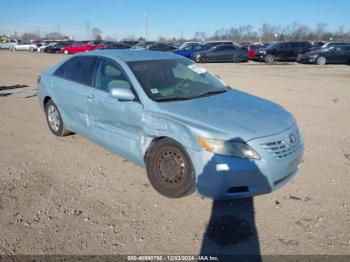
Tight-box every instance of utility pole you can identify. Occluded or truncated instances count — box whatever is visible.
[145,9,148,41]
[86,20,90,40]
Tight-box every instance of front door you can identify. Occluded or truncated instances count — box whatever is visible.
[86,57,144,163]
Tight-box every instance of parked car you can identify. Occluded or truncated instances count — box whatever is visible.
[172,44,207,58]
[103,42,131,49]
[38,50,303,199]
[301,45,350,65]
[146,43,177,52]
[45,42,72,53]
[120,40,139,47]
[10,41,38,52]
[297,42,350,62]
[254,41,311,63]
[309,41,325,51]
[318,42,350,50]
[240,44,264,60]
[61,41,102,54]
[192,44,249,63]
[131,41,156,50]
[0,39,19,49]
[202,41,234,49]
[178,41,200,49]
[37,42,57,53]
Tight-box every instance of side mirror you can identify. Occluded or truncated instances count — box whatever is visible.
[109,81,135,101]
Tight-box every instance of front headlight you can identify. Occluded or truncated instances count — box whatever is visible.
[198,136,260,159]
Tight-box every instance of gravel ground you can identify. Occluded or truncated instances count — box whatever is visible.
[0,51,349,256]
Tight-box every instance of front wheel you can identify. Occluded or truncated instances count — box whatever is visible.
[316,56,326,65]
[45,100,71,136]
[265,54,275,64]
[296,54,304,63]
[233,55,241,63]
[64,50,69,55]
[146,138,195,198]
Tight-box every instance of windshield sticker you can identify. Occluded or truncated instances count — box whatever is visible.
[188,64,207,74]
[150,88,159,94]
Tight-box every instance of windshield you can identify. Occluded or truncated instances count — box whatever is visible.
[127,59,228,102]
[265,42,281,49]
[320,46,334,52]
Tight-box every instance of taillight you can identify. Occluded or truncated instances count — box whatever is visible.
[37,75,41,84]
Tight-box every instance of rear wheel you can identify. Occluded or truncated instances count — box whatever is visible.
[296,54,304,63]
[265,54,275,64]
[146,138,195,198]
[11,47,16,52]
[198,56,208,63]
[233,55,241,63]
[45,100,71,136]
[316,56,326,65]
[29,47,34,52]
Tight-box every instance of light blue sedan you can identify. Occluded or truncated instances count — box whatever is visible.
[38,50,304,199]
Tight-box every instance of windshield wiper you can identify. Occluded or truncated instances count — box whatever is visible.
[155,89,228,102]
[190,89,227,99]
[155,96,192,102]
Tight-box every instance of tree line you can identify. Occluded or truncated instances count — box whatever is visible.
[4,22,350,43]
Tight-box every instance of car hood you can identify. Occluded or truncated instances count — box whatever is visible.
[304,50,324,56]
[157,89,295,141]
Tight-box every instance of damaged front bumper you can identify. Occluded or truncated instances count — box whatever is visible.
[189,127,304,199]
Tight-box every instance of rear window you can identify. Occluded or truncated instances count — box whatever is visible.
[54,56,97,86]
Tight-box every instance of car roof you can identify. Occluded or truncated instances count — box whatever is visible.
[78,49,181,62]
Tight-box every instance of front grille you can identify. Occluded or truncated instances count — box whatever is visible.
[261,131,301,159]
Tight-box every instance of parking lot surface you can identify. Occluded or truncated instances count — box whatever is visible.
[0,51,349,255]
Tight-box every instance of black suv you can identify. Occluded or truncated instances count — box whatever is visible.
[254,41,312,63]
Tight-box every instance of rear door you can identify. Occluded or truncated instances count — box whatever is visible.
[275,42,291,60]
[51,56,97,135]
[209,46,232,61]
[86,57,144,163]
[331,46,349,63]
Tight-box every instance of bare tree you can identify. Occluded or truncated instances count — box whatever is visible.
[193,31,207,41]
[314,23,328,40]
[20,32,40,41]
[45,32,67,40]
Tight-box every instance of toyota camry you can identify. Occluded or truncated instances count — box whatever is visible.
[38,50,304,199]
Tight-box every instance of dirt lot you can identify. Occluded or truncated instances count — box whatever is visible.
[0,51,349,256]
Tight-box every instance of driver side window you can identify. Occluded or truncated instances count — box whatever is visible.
[93,58,130,93]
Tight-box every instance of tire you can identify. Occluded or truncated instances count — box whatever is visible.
[197,56,208,63]
[64,50,69,55]
[29,47,34,52]
[11,47,16,52]
[296,54,304,63]
[316,56,326,65]
[233,55,241,63]
[45,100,71,136]
[146,138,195,198]
[265,54,275,64]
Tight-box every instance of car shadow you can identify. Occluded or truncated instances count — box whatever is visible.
[196,147,267,261]
[200,199,261,262]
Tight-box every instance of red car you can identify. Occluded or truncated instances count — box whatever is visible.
[241,44,263,60]
[60,41,104,54]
